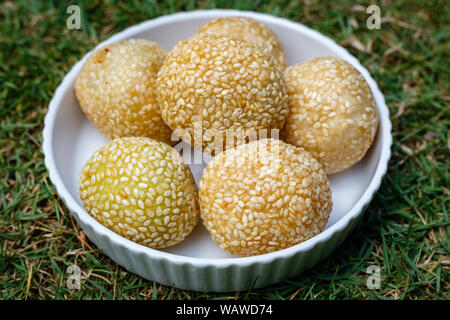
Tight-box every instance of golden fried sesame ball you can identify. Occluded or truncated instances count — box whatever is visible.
[281,57,379,174]
[79,137,199,249]
[156,33,288,154]
[199,139,332,257]
[75,39,173,144]
[197,17,287,71]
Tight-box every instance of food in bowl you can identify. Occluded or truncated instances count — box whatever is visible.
[78,137,199,248]
[156,33,288,155]
[281,57,379,174]
[42,10,392,291]
[199,138,332,257]
[75,39,173,144]
[75,19,378,258]
[196,16,287,71]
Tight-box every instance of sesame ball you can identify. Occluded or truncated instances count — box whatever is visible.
[78,137,199,249]
[75,39,173,144]
[156,33,288,154]
[196,17,287,71]
[199,139,332,257]
[281,57,379,174]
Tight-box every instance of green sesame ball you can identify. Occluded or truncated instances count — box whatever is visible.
[78,137,199,248]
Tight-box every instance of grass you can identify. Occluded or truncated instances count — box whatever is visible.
[0,0,448,300]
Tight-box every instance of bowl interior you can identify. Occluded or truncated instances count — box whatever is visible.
[49,12,383,259]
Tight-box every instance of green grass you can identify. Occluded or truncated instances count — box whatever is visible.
[0,0,449,300]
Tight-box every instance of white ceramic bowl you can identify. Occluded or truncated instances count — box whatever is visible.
[43,9,392,292]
